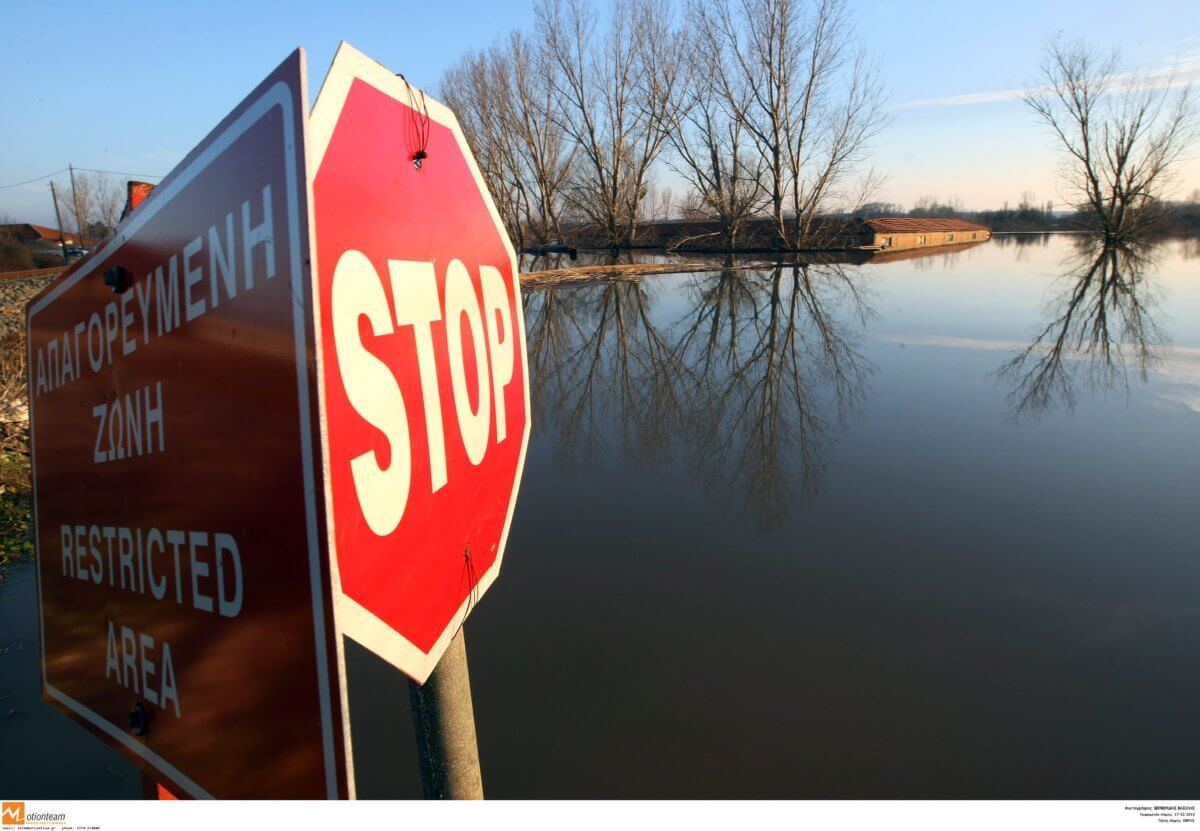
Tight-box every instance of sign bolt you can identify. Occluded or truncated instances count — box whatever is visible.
[127,702,150,736]
[104,265,132,294]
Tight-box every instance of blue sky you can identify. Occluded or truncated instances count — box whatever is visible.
[2,0,1197,225]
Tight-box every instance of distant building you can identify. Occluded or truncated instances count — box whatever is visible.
[843,217,991,250]
[638,215,991,252]
[856,237,990,263]
[0,223,74,246]
[0,223,107,250]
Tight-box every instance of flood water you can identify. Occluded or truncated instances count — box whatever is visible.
[5,234,1199,799]
[467,234,1200,799]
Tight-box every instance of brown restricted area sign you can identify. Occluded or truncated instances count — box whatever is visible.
[25,51,347,799]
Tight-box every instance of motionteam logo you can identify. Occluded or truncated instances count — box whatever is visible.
[1,803,23,826]
[2,803,66,827]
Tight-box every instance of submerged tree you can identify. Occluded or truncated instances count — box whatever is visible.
[689,0,886,248]
[1023,36,1199,241]
[441,32,576,249]
[536,0,684,247]
[664,25,769,248]
[437,0,887,248]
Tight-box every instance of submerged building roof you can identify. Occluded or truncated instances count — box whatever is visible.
[857,217,990,233]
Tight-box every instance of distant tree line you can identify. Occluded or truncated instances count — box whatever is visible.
[440,0,887,250]
[853,188,1200,235]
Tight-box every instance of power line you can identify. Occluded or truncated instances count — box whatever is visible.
[74,167,165,180]
[0,165,165,191]
[0,168,68,190]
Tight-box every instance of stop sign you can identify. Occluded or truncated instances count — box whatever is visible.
[309,43,531,683]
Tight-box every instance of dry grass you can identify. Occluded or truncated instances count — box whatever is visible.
[0,330,28,465]
[520,261,718,288]
[0,325,31,572]
[0,468,32,574]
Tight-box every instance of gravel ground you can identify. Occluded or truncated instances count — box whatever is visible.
[0,276,53,336]
[0,276,44,458]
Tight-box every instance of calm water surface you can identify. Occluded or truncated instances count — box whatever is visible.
[5,235,1199,798]
[462,235,1200,798]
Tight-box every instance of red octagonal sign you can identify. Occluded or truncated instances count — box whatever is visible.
[310,44,531,683]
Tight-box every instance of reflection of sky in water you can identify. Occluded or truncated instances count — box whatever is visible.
[455,234,1200,799]
[520,236,1200,527]
[868,236,1200,347]
[865,238,1200,422]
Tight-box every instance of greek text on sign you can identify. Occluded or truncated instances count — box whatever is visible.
[26,51,345,799]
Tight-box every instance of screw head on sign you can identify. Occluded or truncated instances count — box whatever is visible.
[127,702,149,736]
[104,265,131,294]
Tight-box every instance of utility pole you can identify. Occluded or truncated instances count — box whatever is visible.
[68,164,86,245]
[48,182,69,264]
[407,629,484,799]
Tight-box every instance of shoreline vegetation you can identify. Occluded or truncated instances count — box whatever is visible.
[0,276,39,575]
[0,486,32,576]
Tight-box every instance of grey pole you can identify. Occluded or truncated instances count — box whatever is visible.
[407,628,484,799]
[68,165,85,242]
[48,182,69,264]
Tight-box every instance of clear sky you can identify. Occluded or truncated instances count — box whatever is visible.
[1,0,1197,225]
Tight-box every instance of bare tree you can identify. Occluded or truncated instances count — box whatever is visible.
[58,172,123,241]
[1023,36,1199,240]
[442,48,526,246]
[91,173,123,233]
[440,0,884,251]
[665,24,768,248]
[505,30,578,244]
[691,0,886,248]
[637,183,674,224]
[60,175,95,241]
[442,32,576,249]
[537,0,684,247]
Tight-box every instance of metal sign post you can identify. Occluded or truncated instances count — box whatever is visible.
[407,629,484,800]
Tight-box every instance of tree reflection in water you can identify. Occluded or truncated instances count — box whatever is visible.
[524,279,689,474]
[523,259,874,528]
[997,240,1166,419]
